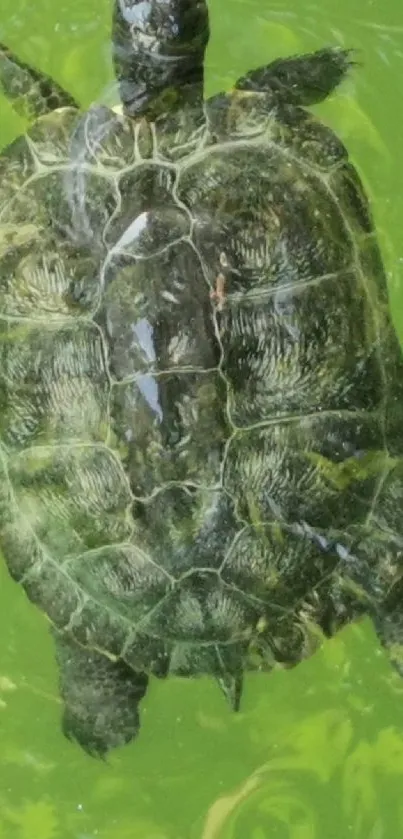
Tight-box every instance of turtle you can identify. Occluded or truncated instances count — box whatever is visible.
[1,0,403,759]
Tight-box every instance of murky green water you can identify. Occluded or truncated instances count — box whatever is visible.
[1,0,403,836]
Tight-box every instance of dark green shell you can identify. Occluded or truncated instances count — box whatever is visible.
[1,80,403,754]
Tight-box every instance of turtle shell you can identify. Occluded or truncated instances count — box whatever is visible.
[1,89,403,748]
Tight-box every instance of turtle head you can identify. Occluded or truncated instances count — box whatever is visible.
[112,0,210,118]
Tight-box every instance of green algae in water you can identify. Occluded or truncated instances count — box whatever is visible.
[1,0,403,836]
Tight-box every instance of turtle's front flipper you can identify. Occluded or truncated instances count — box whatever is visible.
[234,47,357,107]
[0,42,79,121]
[52,631,148,757]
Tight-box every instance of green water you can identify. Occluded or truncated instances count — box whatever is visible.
[1,0,403,836]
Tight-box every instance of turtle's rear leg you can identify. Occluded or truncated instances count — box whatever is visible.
[374,575,403,678]
[0,42,78,122]
[330,477,403,683]
[52,630,148,757]
[234,47,357,106]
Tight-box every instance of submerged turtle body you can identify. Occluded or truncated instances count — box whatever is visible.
[1,1,403,756]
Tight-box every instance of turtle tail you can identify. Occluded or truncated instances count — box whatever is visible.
[0,41,79,123]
